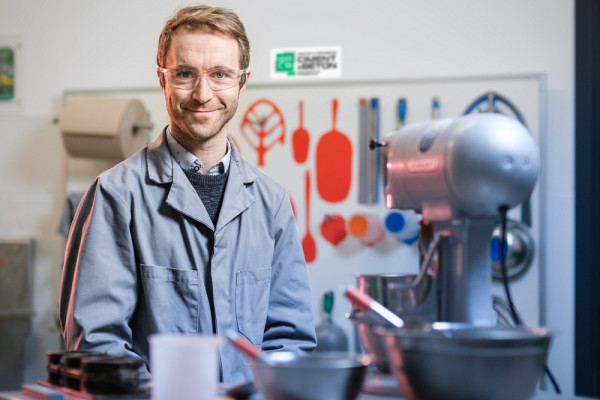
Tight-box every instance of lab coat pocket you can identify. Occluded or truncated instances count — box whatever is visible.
[235,268,272,345]
[140,264,199,332]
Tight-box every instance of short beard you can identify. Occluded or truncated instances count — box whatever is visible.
[169,96,239,146]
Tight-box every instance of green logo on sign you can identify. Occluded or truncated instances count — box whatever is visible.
[275,52,295,76]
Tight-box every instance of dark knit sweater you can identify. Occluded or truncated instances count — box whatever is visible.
[183,169,229,225]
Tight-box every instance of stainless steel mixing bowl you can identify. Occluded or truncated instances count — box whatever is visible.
[378,324,552,400]
[352,273,433,375]
[349,311,392,374]
[355,273,431,315]
[250,351,370,400]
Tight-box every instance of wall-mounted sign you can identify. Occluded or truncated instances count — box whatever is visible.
[271,46,342,80]
[0,36,21,113]
[0,47,15,101]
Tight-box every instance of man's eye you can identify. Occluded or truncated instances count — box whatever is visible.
[175,70,195,79]
[211,69,232,80]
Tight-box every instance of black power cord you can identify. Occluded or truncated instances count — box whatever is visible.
[498,205,561,394]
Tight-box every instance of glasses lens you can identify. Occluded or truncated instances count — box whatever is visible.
[165,68,197,89]
[164,68,242,90]
[205,68,241,90]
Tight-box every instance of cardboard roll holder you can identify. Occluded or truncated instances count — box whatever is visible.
[58,95,152,160]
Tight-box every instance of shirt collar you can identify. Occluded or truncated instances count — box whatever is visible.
[166,128,230,175]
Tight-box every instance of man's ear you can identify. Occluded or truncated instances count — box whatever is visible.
[157,69,166,90]
[239,69,251,94]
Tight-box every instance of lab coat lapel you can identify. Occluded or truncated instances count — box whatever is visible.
[147,129,213,229]
[215,141,256,232]
[167,168,214,228]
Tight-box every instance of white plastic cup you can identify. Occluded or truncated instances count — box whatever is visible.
[149,334,222,400]
[348,213,385,246]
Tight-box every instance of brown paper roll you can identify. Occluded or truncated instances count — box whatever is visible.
[58,95,150,160]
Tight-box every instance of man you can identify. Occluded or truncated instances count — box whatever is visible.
[59,5,316,383]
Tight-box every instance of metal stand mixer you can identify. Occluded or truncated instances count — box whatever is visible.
[378,113,540,325]
[354,113,546,397]
[352,114,555,400]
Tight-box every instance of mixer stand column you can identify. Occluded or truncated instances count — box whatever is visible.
[437,218,496,325]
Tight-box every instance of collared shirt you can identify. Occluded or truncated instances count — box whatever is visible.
[166,128,230,175]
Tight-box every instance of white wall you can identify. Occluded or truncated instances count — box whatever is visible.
[0,0,576,395]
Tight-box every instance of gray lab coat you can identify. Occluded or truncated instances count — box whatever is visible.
[59,130,317,383]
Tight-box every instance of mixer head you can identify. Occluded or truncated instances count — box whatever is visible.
[382,113,539,221]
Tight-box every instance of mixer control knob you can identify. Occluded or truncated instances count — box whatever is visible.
[368,138,387,150]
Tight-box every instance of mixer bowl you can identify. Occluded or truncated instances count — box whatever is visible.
[352,273,432,375]
[355,273,431,315]
[378,324,552,400]
[250,351,370,400]
[349,311,393,374]
[356,322,390,374]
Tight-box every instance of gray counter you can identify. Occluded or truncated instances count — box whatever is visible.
[1,384,591,400]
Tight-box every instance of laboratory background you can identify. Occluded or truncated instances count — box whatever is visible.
[0,1,597,399]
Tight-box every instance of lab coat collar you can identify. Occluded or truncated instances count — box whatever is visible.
[146,128,257,231]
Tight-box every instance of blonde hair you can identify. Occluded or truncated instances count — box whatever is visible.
[157,5,250,78]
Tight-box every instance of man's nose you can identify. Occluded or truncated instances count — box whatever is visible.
[191,75,214,103]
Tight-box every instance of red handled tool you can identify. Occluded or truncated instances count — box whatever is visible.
[345,287,404,328]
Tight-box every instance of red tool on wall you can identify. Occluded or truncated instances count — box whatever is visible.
[302,170,317,263]
[315,99,353,203]
[239,99,286,166]
[320,214,347,246]
[292,100,310,164]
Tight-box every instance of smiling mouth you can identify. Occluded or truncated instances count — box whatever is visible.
[186,108,214,113]
[184,104,226,113]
